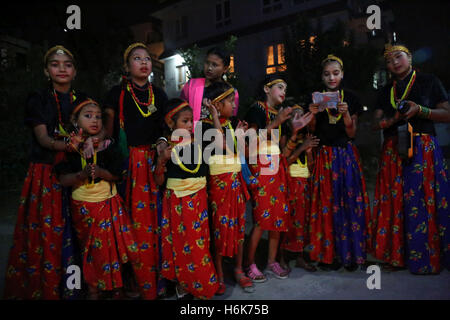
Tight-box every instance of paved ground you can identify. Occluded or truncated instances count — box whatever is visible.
[1,189,449,300]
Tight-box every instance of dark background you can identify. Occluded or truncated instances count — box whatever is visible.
[1,0,449,190]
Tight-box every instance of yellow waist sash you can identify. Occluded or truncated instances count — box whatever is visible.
[250,140,281,157]
[209,155,242,175]
[72,180,117,203]
[288,163,310,178]
[166,177,207,198]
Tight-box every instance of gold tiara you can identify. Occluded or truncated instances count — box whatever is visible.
[165,101,191,123]
[265,79,286,87]
[44,45,74,64]
[321,54,343,69]
[123,42,149,66]
[384,44,410,58]
[212,87,235,104]
[292,104,304,111]
[71,99,100,116]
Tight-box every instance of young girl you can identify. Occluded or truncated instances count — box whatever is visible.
[307,54,371,271]
[180,47,239,130]
[372,44,450,274]
[243,75,313,281]
[104,42,168,299]
[279,105,319,272]
[55,99,149,299]
[202,81,253,294]
[155,98,219,299]
[4,45,87,300]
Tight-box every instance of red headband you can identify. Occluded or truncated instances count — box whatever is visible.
[164,101,190,123]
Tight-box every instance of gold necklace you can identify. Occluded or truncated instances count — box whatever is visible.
[172,143,202,174]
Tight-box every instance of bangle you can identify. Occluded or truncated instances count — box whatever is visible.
[418,105,432,119]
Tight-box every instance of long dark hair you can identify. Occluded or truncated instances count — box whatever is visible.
[206,47,231,67]
[255,73,287,101]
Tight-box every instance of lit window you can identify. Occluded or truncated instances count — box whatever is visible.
[229,55,235,73]
[266,43,286,74]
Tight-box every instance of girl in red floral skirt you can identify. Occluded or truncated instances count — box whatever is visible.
[104,43,168,299]
[3,46,88,300]
[201,81,254,294]
[155,98,219,300]
[55,99,150,299]
[279,105,319,272]
[243,75,313,282]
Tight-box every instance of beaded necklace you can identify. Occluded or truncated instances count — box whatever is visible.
[126,82,156,117]
[390,70,416,109]
[53,89,76,137]
[171,142,202,174]
[260,101,281,134]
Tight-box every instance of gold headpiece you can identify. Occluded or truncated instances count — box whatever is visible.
[212,87,235,104]
[44,45,74,65]
[123,42,149,66]
[265,79,286,87]
[165,101,191,123]
[321,54,343,69]
[292,104,304,111]
[71,99,100,116]
[383,44,411,59]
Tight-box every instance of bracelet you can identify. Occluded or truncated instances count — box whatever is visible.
[418,105,432,119]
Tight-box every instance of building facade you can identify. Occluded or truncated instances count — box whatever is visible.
[150,0,394,101]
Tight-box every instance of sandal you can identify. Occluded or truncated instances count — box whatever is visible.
[235,270,255,293]
[245,264,267,283]
[216,281,226,296]
[295,258,317,272]
[265,262,289,279]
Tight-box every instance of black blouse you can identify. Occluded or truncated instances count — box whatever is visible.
[104,81,168,147]
[244,101,278,130]
[166,141,208,179]
[376,71,448,138]
[54,141,124,182]
[307,89,363,148]
[24,87,87,164]
[201,117,240,160]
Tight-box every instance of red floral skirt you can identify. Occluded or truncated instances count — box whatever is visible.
[281,176,311,253]
[247,155,289,232]
[161,188,219,299]
[372,137,405,267]
[208,172,249,257]
[4,163,63,299]
[71,193,153,292]
[124,146,159,299]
